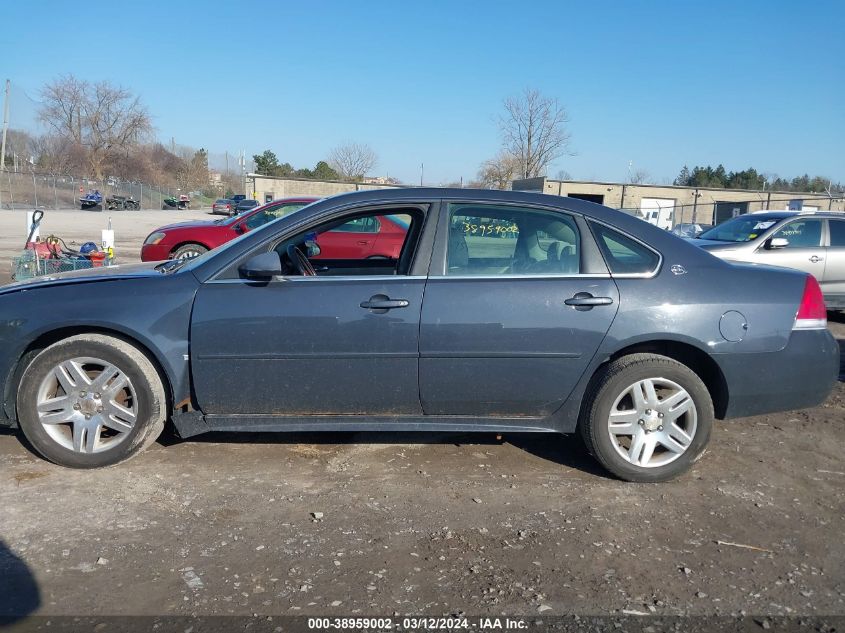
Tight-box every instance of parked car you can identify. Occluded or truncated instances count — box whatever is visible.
[234,199,260,214]
[0,189,838,482]
[691,211,845,309]
[670,223,710,238]
[141,198,411,262]
[230,194,247,205]
[211,199,235,216]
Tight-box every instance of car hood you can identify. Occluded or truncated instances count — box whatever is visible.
[685,238,748,251]
[154,219,228,232]
[0,262,168,295]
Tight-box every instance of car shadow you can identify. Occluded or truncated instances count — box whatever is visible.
[0,540,40,622]
[158,427,612,479]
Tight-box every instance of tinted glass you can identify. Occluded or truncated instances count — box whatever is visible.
[590,222,660,274]
[771,219,822,248]
[828,220,845,247]
[447,203,580,275]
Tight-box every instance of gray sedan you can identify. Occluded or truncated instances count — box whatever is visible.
[0,189,838,482]
[692,211,845,309]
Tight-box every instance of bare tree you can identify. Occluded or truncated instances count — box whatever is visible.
[39,75,153,179]
[477,151,522,190]
[499,88,572,179]
[329,142,377,181]
[32,134,83,176]
[628,169,650,184]
[555,169,571,181]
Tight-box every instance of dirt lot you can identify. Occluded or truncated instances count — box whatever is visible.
[0,209,843,622]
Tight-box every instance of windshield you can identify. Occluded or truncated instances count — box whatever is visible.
[696,214,787,242]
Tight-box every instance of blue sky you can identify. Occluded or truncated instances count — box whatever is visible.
[3,0,844,185]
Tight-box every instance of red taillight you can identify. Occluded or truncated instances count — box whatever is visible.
[794,275,827,329]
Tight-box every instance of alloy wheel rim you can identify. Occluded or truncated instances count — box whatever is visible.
[607,377,697,468]
[35,357,137,454]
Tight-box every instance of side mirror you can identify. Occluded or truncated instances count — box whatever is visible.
[239,252,282,280]
[765,237,789,250]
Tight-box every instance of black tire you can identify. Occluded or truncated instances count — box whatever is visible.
[171,243,208,259]
[16,334,167,469]
[579,353,713,483]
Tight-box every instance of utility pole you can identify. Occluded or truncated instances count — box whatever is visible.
[420,163,424,187]
[0,79,10,174]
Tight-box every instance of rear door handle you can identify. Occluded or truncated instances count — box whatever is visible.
[564,293,614,310]
[360,294,409,313]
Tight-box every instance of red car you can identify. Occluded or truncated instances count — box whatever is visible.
[142,198,318,261]
[141,198,411,262]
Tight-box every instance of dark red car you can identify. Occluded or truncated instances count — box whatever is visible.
[141,198,411,261]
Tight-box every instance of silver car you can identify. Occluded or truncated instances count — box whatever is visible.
[692,211,845,309]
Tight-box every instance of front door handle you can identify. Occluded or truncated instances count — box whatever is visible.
[809,255,824,263]
[564,292,614,311]
[360,294,409,313]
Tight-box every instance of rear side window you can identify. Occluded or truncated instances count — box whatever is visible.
[447,203,580,275]
[331,216,380,233]
[590,222,660,275]
[829,220,845,247]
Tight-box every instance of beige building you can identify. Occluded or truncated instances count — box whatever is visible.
[512,177,845,226]
[245,174,403,204]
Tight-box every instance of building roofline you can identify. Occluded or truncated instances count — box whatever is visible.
[516,177,842,199]
[247,173,406,187]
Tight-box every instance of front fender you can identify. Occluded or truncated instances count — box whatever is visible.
[0,274,199,425]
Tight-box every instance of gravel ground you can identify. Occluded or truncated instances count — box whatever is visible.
[0,209,843,621]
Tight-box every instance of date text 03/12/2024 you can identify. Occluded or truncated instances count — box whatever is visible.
[307,617,529,630]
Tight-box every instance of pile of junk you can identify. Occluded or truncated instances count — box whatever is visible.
[79,190,141,211]
[163,194,191,210]
[11,210,115,282]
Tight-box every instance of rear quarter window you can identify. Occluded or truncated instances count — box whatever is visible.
[590,222,660,275]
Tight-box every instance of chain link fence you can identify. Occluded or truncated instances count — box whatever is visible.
[0,169,191,210]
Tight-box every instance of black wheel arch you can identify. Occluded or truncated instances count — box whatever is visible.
[5,326,175,425]
[593,339,729,420]
[170,241,210,257]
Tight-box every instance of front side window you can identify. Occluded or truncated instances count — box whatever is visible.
[590,222,660,275]
[272,208,418,277]
[770,219,823,248]
[446,203,580,275]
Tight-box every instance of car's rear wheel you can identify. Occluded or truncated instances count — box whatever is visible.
[579,353,713,482]
[17,334,167,468]
[171,243,208,259]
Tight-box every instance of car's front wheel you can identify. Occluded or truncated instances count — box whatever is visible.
[580,353,713,482]
[17,334,167,468]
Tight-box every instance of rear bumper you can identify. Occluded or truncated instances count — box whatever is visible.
[716,329,840,419]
